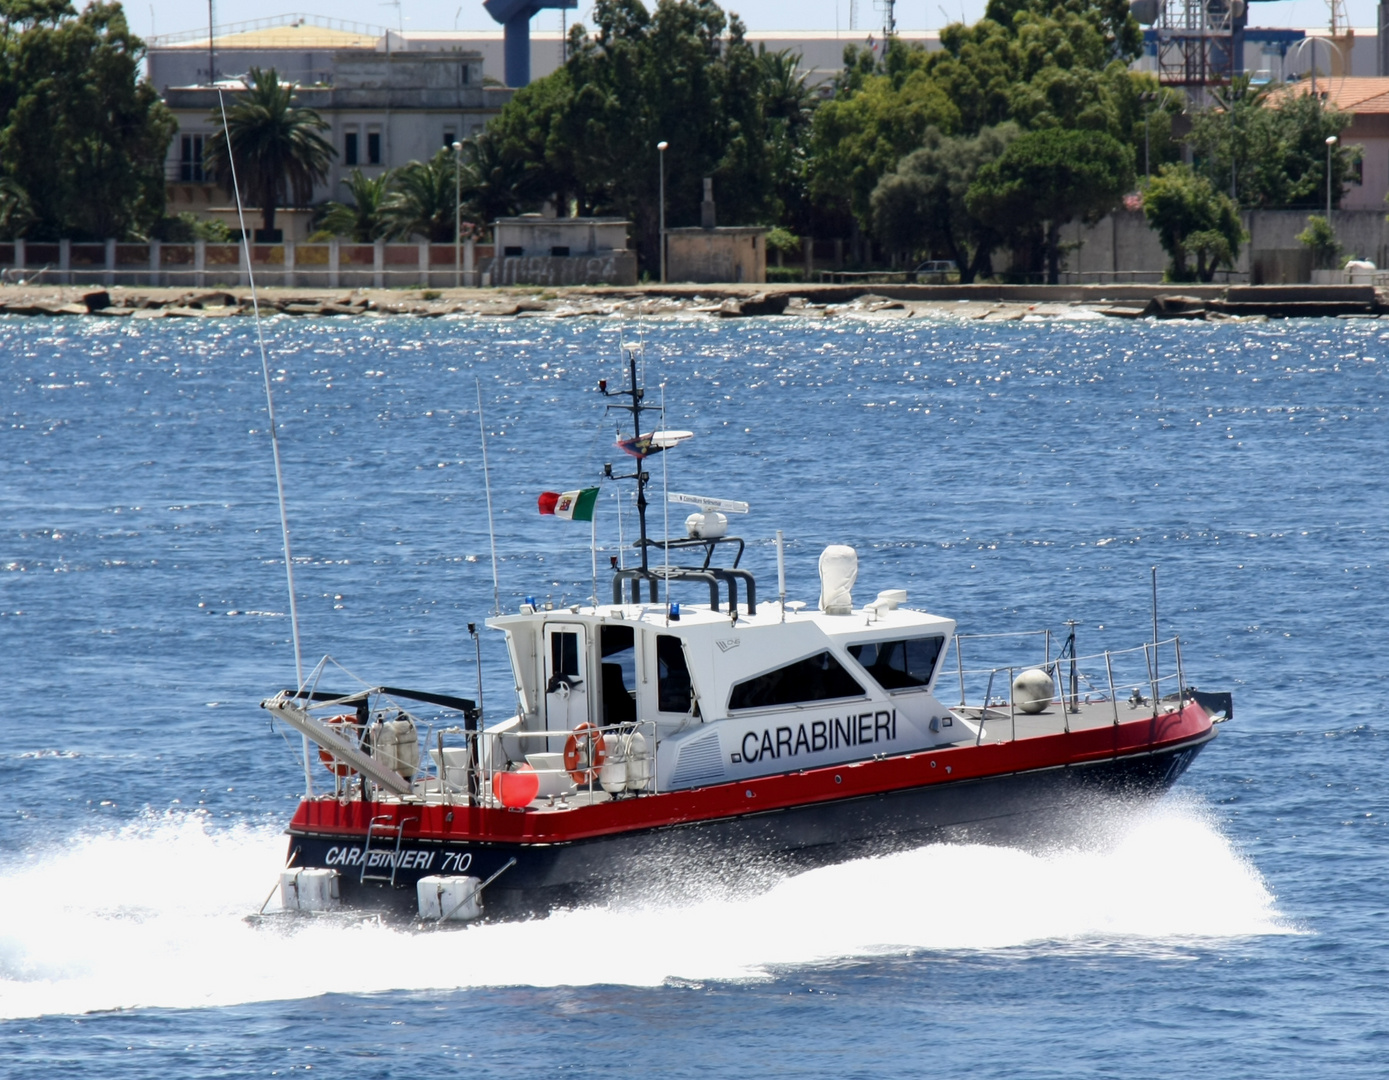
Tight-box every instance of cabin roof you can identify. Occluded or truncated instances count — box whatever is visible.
[488,600,953,639]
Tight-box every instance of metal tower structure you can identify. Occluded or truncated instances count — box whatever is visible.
[1330,0,1348,35]
[1149,0,1247,92]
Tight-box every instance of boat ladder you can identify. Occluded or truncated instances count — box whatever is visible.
[358,815,418,886]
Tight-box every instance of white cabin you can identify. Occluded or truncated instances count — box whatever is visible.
[488,592,960,792]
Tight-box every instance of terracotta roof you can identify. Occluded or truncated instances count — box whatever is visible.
[1279,77,1389,113]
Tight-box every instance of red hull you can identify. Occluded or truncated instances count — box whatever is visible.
[289,699,1215,845]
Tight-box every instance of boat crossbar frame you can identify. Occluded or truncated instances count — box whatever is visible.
[612,563,756,614]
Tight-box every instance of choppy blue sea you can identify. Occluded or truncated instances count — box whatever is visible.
[1,308,1385,1077]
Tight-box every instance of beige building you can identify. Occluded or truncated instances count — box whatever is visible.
[155,21,512,240]
[666,227,767,284]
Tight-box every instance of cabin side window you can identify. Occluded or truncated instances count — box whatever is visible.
[847,635,946,691]
[600,624,636,725]
[728,651,865,711]
[657,634,692,713]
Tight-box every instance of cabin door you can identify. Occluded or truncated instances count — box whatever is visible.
[544,623,590,749]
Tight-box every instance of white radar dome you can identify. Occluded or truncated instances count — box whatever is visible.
[685,511,728,539]
[818,545,858,615]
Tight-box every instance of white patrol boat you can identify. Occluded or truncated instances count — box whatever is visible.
[261,358,1230,923]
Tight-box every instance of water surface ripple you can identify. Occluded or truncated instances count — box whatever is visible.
[1,313,1384,1077]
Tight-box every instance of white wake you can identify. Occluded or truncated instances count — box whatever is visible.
[0,802,1290,1019]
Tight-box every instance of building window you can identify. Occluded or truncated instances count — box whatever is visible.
[443,130,456,148]
[550,245,570,256]
[344,131,358,166]
[180,134,205,182]
[367,129,381,165]
[461,63,470,84]
[504,245,523,256]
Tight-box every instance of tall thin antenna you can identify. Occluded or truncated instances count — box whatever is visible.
[1151,565,1160,701]
[477,378,501,616]
[660,382,670,611]
[219,89,310,794]
[220,90,304,688]
[614,483,625,570]
[207,0,215,84]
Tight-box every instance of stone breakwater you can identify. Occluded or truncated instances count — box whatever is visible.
[0,283,1381,320]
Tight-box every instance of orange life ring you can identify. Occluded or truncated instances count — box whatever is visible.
[318,714,358,777]
[563,722,607,785]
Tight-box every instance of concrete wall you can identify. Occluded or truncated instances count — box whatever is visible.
[666,228,767,284]
[1059,208,1389,283]
[0,240,636,288]
[486,252,636,287]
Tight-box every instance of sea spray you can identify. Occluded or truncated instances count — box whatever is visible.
[0,799,1289,1020]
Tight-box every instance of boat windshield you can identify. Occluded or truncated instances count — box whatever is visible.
[848,635,946,691]
[729,651,865,711]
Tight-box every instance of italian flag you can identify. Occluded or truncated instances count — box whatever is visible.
[538,487,599,521]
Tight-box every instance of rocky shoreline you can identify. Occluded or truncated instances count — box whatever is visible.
[0,282,1381,321]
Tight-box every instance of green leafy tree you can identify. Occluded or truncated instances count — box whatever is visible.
[487,0,790,273]
[204,67,334,239]
[870,123,1017,282]
[1141,162,1244,281]
[482,65,580,213]
[0,1,175,239]
[811,2,1161,238]
[966,127,1133,283]
[319,167,393,241]
[380,149,457,242]
[1296,214,1341,270]
[809,53,959,227]
[1187,77,1353,209]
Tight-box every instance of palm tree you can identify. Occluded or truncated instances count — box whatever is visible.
[0,176,32,238]
[460,133,537,224]
[204,67,335,240]
[319,168,394,241]
[380,149,457,242]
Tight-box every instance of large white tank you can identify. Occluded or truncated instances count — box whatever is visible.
[818,545,858,615]
[624,730,651,791]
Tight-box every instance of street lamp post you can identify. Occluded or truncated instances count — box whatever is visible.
[453,140,464,289]
[1326,135,1338,221]
[1139,91,1156,180]
[657,140,668,283]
